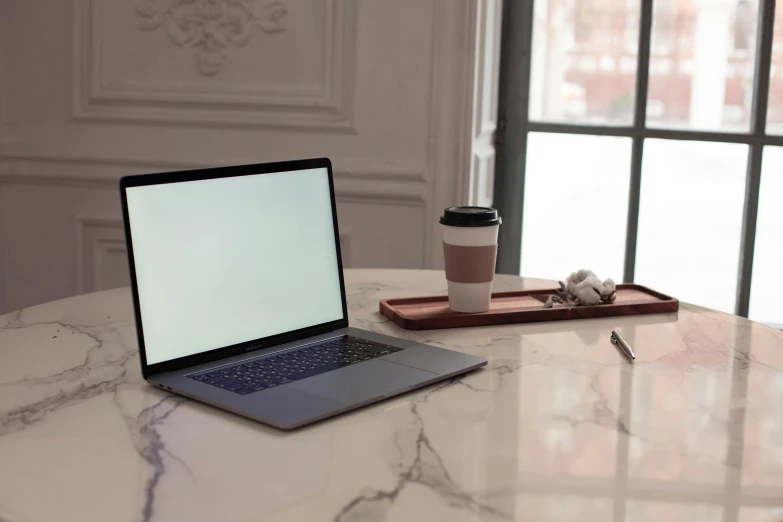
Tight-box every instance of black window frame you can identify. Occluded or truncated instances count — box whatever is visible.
[495,0,780,318]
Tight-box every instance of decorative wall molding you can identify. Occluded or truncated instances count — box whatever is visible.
[418,0,501,265]
[422,0,481,268]
[471,146,495,208]
[0,0,495,316]
[73,0,357,131]
[74,217,129,294]
[0,154,428,204]
[135,0,289,76]
[465,0,501,207]
[472,0,502,140]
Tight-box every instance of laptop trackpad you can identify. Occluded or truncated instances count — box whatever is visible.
[291,359,437,404]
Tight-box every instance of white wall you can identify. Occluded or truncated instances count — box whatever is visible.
[0,0,502,314]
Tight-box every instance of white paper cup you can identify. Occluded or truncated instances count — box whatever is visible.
[440,207,502,313]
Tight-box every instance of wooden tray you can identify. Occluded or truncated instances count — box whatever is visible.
[379,284,678,330]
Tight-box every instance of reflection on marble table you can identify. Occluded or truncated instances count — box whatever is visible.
[1,269,783,522]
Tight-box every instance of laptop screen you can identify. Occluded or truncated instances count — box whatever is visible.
[125,167,345,365]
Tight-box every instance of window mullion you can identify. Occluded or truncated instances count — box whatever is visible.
[624,0,655,283]
[494,0,536,275]
[736,0,777,317]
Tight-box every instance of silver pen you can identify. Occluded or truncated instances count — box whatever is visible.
[611,330,635,360]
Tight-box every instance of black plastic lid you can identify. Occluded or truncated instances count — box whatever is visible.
[439,206,502,227]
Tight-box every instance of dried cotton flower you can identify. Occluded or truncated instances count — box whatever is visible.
[566,269,598,296]
[574,278,603,305]
[601,278,617,303]
[546,269,618,308]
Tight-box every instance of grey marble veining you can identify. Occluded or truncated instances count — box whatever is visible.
[1,269,783,522]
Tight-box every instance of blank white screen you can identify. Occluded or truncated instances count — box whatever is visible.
[126,167,344,365]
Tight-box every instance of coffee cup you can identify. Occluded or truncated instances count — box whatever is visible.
[440,207,502,313]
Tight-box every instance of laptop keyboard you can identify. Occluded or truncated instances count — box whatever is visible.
[188,335,404,395]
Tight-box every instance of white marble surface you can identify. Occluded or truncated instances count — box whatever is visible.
[1,269,783,522]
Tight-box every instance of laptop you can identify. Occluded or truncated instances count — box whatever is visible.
[120,158,486,429]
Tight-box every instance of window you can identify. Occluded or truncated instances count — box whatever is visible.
[497,0,783,322]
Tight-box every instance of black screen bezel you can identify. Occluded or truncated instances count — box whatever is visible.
[119,158,349,379]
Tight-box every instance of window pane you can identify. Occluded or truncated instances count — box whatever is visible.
[636,139,747,313]
[529,0,640,125]
[521,133,631,282]
[749,147,783,326]
[647,0,759,132]
[766,3,783,133]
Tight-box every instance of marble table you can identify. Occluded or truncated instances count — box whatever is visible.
[1,269,783,522]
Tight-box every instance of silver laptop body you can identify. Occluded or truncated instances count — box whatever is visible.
[120,158,486,429]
